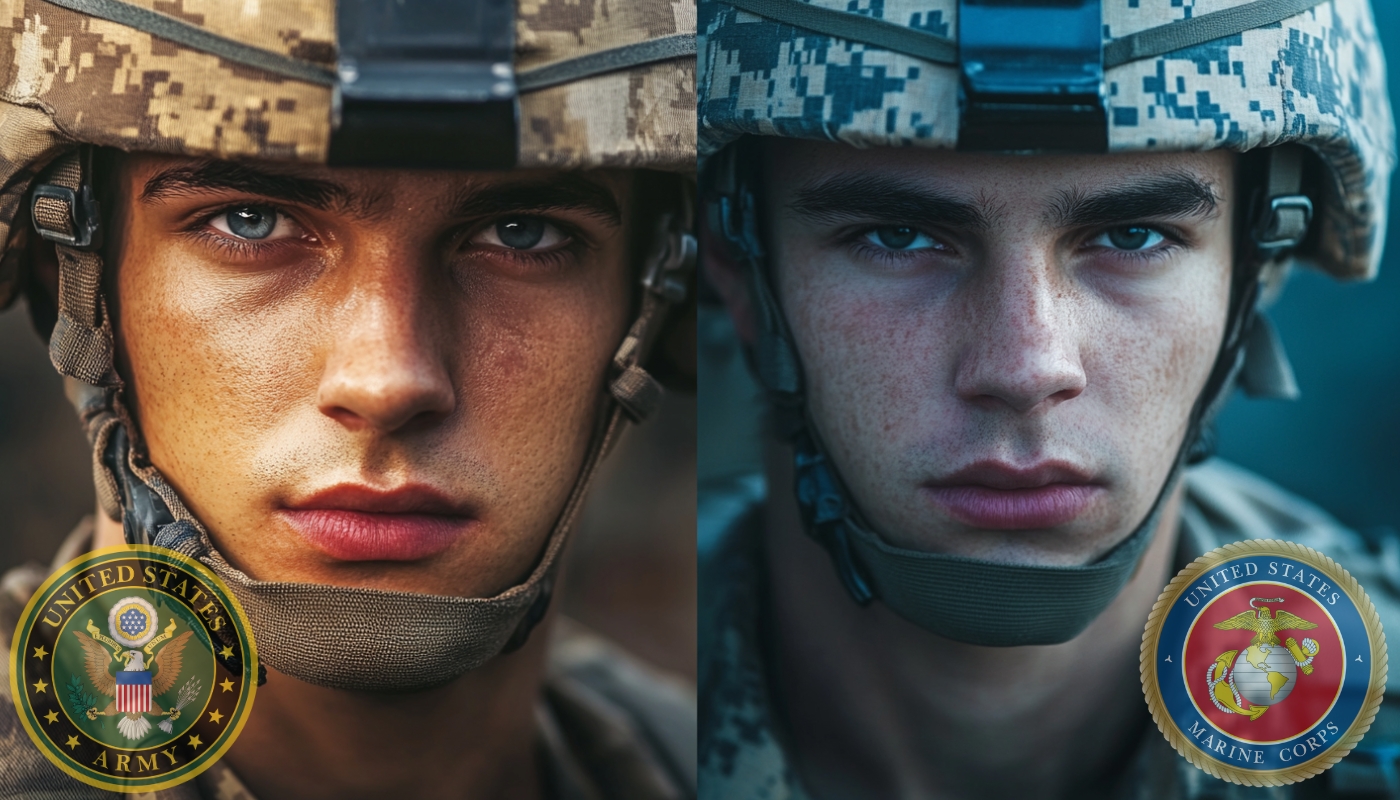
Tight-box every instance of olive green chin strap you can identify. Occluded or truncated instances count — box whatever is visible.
[792,423,1182,646]
[709,141,1309,647]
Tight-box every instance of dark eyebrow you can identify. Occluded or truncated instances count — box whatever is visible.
[788,175,993,231]
[141,161,350,210]
[141,162,622,225]
[448,176,622,226]
[1048,173,1220,228]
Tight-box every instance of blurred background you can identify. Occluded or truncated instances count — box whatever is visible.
[698,3,1400,551]
[1144,0,1400,544]
[0,308,697,681]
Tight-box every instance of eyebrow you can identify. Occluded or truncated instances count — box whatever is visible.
[447,176,622,226]
[141,161,351,210]
[140,162,622,226]
[1047,173,1220,228]
[788,175,994,231]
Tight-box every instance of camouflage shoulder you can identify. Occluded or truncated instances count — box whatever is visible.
[1181,459,1400,692]
[544,619,696,799]
[0,645,110,799]
[0,519,201,798]
[698,472,764,657]
[0,517,93,636]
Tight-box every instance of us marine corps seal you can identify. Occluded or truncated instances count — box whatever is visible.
[1142,539,1386,785]
[9,545,257,793]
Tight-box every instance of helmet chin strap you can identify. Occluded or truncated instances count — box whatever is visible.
[34,147,695,691]
[707,142,1308,647]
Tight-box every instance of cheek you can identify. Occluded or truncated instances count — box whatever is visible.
[1089,264,1231,439]
[774,238,951,453]
[116,245,315,476]
[456,273,629,435]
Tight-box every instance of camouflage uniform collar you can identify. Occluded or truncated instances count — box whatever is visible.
[0,520,693,800]
[698,496,810,800]
[696,462,1396,799]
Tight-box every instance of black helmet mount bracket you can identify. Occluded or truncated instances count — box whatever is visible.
[328,0,519,170]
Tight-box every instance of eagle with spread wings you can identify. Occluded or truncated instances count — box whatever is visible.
[73,628,194,741]
[1213,604,1317,648]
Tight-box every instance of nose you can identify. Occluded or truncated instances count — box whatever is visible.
[954,250,1087,414]
[316,264,456,433]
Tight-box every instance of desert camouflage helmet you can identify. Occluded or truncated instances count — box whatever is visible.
[700,0,1394,281]
[0,0,697,308]
[0,0,698,691]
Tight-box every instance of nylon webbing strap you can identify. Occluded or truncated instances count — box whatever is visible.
[724,0,1329,71]
[38,0,336,86]
[722,0,957,65]
[607,210,694,422]
[34,153,116,387]
[1104,0,1332,68]
[843,460,1177,646]
[516,33,697,93]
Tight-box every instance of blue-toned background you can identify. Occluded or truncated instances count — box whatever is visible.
[1213,2,1400,540]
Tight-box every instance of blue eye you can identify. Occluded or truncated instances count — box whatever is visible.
[1092,226,1166,251]
[209,205,299,242]
[863,226,938,251]
[496,219,545,249]
[472,217,569,251]
[225,207,276,240]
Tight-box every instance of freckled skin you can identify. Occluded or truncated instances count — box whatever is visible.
[764,143,1234,566]
[702,143,1243,799]
[103,155,633,598]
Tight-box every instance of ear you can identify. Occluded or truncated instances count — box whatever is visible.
[700,210,758,345]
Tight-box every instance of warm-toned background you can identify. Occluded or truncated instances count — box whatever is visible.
[0,303,697,680]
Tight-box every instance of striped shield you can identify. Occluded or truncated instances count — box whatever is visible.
[115,671,152,714]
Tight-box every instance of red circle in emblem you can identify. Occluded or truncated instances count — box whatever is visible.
[1182,582,1344,743]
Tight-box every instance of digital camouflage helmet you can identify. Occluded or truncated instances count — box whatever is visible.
[699,0,1394,646]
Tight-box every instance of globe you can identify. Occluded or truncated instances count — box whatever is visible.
[1232,644,1298,706]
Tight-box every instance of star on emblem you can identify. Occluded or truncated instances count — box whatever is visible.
[32,679,47,694]
[32,645,47,660]
[219,645,234,659]
[65,735,79,750]
[220,678,235,693]
[44,710,58,724]
[188,734,203,749]
[208,709,224,725]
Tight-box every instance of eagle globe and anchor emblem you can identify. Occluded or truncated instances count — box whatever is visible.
[1204,597,1321,721]
[1142,540,1386,786]
[10,545,258,793]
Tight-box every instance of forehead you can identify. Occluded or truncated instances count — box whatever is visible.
[764,141,1236,208]
[112,154,634,219]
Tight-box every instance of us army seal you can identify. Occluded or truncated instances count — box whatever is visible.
[1142,539,1386,785]
[9,545,257,793]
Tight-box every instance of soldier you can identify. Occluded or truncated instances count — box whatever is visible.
[0,0,697,797]
[697,0,1397,797]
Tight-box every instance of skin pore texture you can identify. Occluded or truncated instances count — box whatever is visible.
[87,154,636,800]
[706,142,1236,798]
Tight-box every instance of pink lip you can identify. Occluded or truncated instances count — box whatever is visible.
[279,485,476,562]
[921,461,1103,530]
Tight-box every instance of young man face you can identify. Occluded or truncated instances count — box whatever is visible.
[726,142,1236,567]
[103,155,635,597]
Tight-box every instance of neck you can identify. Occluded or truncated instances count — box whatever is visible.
[761,449,1181,800]
[94,513,549,800]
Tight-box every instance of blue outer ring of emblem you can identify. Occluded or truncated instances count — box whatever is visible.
[1156,554,1372,771]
